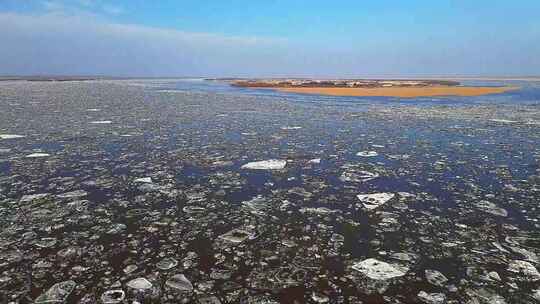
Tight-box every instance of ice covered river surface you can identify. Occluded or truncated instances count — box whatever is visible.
[1,79,540,303]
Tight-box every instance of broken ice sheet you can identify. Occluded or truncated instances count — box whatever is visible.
[357,193,395,210]
[475,200,508,217]
[35,280,76,303]
[241,159,287,170]
[352,258,408,280]
[507,260,540,282]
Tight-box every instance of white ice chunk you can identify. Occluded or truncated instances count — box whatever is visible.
[134,177,153,183]
[357,151,379,157]
[26,153,50,158]
[241,159,287,170]
[166,274,194,291]
[126,277,153,290]
[35,280,76,303]
[357,193,395,210]
[508,260,540,282]
[0,134,25,140]
[352,258,408,280]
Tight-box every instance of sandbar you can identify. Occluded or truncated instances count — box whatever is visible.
[275,86,519,98]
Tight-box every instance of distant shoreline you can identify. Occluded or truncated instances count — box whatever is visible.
[228,78,520,98]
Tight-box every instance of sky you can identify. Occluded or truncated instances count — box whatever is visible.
[1,0,539,77]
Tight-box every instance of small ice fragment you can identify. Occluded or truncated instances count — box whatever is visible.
[357,151,378,157]
[489,119,517,123]
[166,274,193,291]
[101,290,125,304]
[134,177,153,183]
[57,190,88,199]
[417,291,446,304]
[156,257,178,270]
[308,158,321,164]
[357,193,395,210]
[26,153,50,158]
[0,134,25,140]
[241,159,287,170]
[90,120,112,124]
[126,277,153,290]
[20,193,50,202]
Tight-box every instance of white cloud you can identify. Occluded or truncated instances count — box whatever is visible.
[0,12,290,77]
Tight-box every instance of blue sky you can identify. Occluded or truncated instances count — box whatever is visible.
[1,0,539,77]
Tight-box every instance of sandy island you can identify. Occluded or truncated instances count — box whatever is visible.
[276,86,519,98]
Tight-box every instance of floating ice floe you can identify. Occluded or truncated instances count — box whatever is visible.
[57,190,88,199]
[0,134,25,140]
[425,269,448,287]
[219,228,255,244]
[20,193,50,202]
[156,257,178,270]
[134,177,153,183]
[36,237,57,248]
[417,291,446,304]
[126,277,153,290]
[357,193,395,210]
[281,126,302,130]
[166,274,193,291]
[340,170,379,183]
[352,258,408,280]
[90,120,112,124]
[308,158,321,164]
[35,280,76,304]
[241,159,287,170]
[475,200,508,217]
[489,119,517,123]
[507,260,540,282]
[357,151,379,157]
[26,153,50,158]
[299,207,337,215]
[101,290,125,304]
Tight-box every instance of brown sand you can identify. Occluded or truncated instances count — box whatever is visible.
[275,86,519,98]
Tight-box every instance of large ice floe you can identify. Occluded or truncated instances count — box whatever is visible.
[352,258,408,280]
[241,159,287,170]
